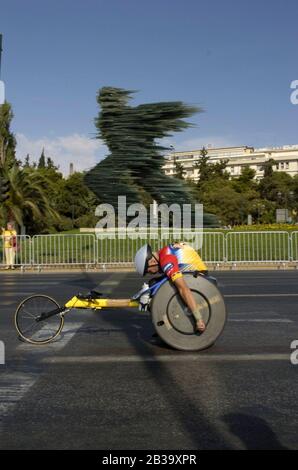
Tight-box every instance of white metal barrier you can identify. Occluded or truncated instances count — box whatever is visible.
[292,231,298,261]
[96,231,210,265]
[32,234,97,266]
[95,231,225,265]
[201,232,225,263]
[0,231,297,268]
[226,231,291,263]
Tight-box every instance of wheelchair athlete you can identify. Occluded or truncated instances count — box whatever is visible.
[135,242,208,332]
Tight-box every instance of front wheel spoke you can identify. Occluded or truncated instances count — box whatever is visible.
[21,321,41,335]
[21,314,39,320]
[21,308,37,319]
[38,316,60,327]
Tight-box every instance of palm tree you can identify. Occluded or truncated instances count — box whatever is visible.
[0,165,60,232]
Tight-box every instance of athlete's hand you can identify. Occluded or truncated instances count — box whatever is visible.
[196,319,206,332]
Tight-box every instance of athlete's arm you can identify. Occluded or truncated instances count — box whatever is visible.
[158,246,205,329]
[172,275,198,314]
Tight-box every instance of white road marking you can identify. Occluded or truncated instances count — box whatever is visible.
[1,292,45,296]
[0,371,39,420]
[229,318,293,323]
[0,322,83,429]
[0,281,60,285]
[225,293,298,298]
[17,322,84,354]
[42,353,291,364]
[0,274,122,424]
[92,273,126,293]
[99,280,121,286]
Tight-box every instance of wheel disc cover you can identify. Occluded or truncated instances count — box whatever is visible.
[167,291,210,334]
[150,273,227,351]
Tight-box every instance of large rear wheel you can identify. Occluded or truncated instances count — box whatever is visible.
[150,273,227,351]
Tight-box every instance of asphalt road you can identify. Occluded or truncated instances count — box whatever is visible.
[0,270,297,450]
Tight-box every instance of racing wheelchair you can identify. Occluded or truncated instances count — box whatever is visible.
[14,271,227,351]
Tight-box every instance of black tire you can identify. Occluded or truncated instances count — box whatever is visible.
[150,273,227,351]
[14,294,64,345]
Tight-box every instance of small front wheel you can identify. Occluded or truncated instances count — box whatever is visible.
[15,294,65,345]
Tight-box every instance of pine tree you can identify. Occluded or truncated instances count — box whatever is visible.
[194,147,210,183]
[261,158,276,178]
[0,102,17,169]
[194,147,229,185]
[24,154,30,168]
[173,157,186,180]
[38,148,46,168]
[46,157,58,170]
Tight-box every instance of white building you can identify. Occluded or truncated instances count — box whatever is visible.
[163,145,298,180]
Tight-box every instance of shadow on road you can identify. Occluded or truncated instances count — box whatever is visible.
[222,412,288,450]
[73,270,228,449]
[105,313,229,448]
[57,271,289,450]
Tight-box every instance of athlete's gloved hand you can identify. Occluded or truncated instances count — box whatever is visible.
[139,291,150,311]
[192,305,203,321]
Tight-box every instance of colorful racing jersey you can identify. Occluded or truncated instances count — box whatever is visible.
[158,242,207,282]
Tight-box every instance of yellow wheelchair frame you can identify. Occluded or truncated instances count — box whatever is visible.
[64,296,139,310]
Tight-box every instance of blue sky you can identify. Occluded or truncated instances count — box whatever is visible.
[1,0,298,173]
